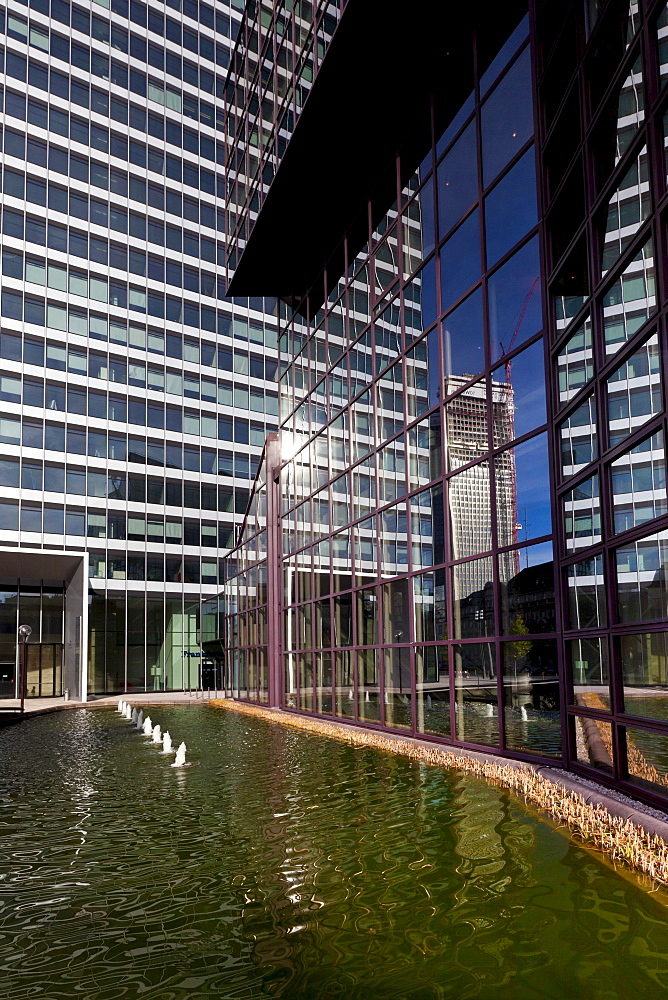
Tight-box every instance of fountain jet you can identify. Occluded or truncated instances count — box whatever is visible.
[143,716,153,736]
[172,742,187,767]
[130,707,138,724]
[162,731,173,754]
[125,704,132,720]
[152,724,162,744]
[136,710,144,731]
[117,699,123,713]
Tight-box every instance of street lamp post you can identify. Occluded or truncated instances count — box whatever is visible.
[17,624,32,713]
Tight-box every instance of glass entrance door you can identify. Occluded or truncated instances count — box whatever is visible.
[25,644,64,698]
[0,661,14,697]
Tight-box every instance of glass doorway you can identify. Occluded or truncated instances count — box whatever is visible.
[0,586,66,699]
[25,644,64,698]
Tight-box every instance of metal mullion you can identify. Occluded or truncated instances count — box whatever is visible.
[562,622,610,639]
[537,26,580,138]
[460,630,558,644]
[496,533,553,557]
[651,147,668,215]
[603,421,668,544]
[602,504,668,552]
[610,614,668,637]
[595,409,664,468]
[546,207,591,291]
[472,28,509,753]
[553,460,600,514]
[442,371,486,412]
[588,124,650,220]
[602,537,625,754]
[537,22,587,768]
[583,33,644,140]
[582,67,612,693]
[642,1,662,120]
[490,423,550,466]
[448,548,494,569]
[615,775,668,812]
[567,703,612,722]
[617,708,668,733]
[592,231,656,365]
[436,202,484,258]
[491,327,545,372]
[656,318,668,443]
[404,227,430,738]
[350,589,360,724]
[549,295,595,357]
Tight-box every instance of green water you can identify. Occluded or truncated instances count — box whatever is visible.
[1,707,668,1000]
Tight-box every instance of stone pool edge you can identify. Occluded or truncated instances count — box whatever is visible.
[210,698,668,888]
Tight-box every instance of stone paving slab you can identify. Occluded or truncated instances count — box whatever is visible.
[0,692,215,722]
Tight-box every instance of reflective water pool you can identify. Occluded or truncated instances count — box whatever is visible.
[1,707,668,999]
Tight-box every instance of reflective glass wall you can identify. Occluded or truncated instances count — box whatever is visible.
[545,0,668,801]
[221,0,668,809]
[225,11,562,760]
[277,12,559,758]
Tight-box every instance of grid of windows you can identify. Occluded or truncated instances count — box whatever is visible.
[0,0,281,694]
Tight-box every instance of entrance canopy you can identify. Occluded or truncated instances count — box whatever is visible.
[0,548,88,702]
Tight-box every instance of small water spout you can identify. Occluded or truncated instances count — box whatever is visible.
[131,707,138,724]
[125,704,132,720]
[152,724,162,744]
[162,731,173,754]
[136,710,144,731]
[172,742,187,767]
[485,703,494,717]
[143,716,153,736]
[520,705,529,722]
[117,699,124,713]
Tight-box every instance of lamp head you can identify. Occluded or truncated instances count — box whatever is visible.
[18,624,32,641]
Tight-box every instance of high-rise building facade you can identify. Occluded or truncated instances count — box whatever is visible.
[0,0,282,699]
[217,0,668,810]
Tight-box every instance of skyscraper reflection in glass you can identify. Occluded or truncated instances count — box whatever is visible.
[217,0,668,812]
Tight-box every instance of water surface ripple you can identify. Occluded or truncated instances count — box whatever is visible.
[0,707,667,999]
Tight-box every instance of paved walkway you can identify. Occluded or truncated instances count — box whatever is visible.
[0,691,217,721]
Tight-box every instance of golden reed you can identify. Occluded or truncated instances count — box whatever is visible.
[212,698,668,889]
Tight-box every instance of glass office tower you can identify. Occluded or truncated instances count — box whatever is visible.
[219,0,668,811]
[0,0,280,697]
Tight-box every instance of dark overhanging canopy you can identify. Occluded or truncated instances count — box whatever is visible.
[226,0,527,314]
